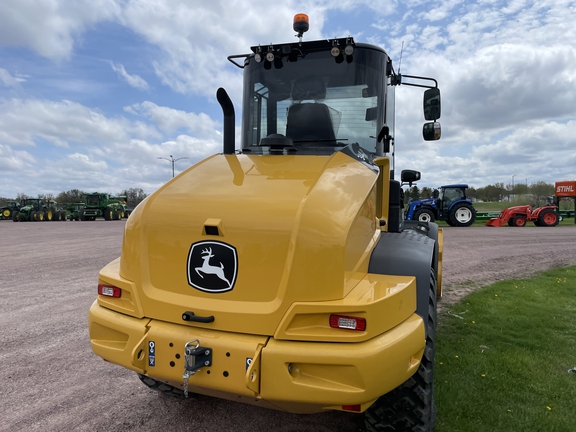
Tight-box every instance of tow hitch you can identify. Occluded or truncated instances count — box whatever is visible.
[182,339,212,397]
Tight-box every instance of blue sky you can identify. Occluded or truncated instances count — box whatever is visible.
[1,0,575,198]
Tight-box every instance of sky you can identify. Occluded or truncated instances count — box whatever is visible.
[1,0,575,199]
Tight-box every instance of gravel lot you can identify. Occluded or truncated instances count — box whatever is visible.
[2,221,576,432]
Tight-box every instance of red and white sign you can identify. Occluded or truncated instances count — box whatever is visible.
[555,181,576,197]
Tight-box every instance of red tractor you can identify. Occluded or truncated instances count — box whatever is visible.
[486,204,560,227]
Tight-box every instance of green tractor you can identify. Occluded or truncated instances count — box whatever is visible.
[13,198,66,222]
[1,201,21,220]
[44,200,66,221]
[81,193,127,221]
[64,202,86,221]
[13,198,44,222]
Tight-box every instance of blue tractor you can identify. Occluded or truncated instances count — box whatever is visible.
[405,184,476,227]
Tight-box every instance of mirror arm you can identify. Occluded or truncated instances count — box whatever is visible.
[396,74,438,89]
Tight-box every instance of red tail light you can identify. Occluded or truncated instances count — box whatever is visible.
[342,404,361,412]
[98,284,121,298]
[329,315,366,331]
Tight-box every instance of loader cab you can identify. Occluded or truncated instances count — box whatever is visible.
[228,16,441,163]
[235,40,392,158]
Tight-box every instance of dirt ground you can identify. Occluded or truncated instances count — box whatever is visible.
[1,221,575,432]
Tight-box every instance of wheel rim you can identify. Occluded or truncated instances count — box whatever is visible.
[418,213,432,222]
[515,218,526,226]
[3,209,9,217]
[543,213,557,225]
[455,208,472,223]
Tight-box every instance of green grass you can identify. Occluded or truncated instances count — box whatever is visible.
[473,202,512,212]
[435,266,576,432]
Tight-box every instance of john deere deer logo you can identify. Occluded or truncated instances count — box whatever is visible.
[196,247,231,287]
[187,241,237,293]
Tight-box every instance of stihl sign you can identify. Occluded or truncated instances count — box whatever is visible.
[555,181,576,197]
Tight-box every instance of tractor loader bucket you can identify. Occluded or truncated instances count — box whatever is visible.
[485,217,505,227]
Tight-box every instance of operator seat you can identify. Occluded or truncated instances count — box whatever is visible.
[285,77,336,143]
[286,103,336,142]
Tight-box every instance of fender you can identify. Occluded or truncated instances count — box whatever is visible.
[406,198,436,220]
[368,221,439,324]
[447,198,474,212]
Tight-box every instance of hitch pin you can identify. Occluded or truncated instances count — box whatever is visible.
[182,339,200,398]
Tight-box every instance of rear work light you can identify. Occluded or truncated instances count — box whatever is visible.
[98,284,121,298]
[329,314,366,331]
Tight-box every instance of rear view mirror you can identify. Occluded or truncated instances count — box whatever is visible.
[423,122,441,141]
[423,87,441,121]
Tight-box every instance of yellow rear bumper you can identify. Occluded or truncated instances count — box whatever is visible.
[89,301,425,413]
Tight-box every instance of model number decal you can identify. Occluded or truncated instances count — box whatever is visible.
[148,341,156,367]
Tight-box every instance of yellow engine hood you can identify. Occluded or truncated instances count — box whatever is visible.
[119,151,379,335]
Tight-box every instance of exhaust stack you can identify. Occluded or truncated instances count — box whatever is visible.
[217,88,235,154]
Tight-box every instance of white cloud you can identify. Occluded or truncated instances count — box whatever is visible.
[0,0,121,61]
[109,62,149,89]
[124,101,219,137]
[0,98,161,148]
[0,68,25,87]
[119,1,332,100]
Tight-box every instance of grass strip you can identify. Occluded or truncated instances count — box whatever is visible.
[435,266,576,432]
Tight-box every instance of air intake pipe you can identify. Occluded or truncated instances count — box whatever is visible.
[217,88,235,154]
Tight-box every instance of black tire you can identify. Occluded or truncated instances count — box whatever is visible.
[448,203,475,227]
[79,210,86,221]
[365,270,437,432]
[12,211,19,222]
[137,374,186,398]
[104,209,112,221]
[537,209,559,227]
[414,208,435,223]
[511,215,527,227]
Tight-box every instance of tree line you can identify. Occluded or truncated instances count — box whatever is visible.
[404,181,559,207]
[0,188,148,209]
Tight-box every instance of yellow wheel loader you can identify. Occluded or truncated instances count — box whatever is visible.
[89,14,443,432]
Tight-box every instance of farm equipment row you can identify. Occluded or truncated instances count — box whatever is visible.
[11,198,67,222]
[486,181,576,227]
[8,193,130,222]
[404,180,575,228]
